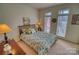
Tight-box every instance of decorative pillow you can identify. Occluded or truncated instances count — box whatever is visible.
[20,24,37,35]
[21,28,31,34]
[31,28,36,33]
[25,28,32,34]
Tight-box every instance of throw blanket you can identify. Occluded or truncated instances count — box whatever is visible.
[20,31,56,55]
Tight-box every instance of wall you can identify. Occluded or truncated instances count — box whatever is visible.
[40,3,79,43]
[0,4,38,41]
[0,5,5,43]
[66,4,79,43]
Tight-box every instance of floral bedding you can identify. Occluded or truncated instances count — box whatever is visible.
[20,31,56,55]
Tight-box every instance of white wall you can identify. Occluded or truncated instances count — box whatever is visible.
[40,3,79,43]
[0,5,5,42]
[65,4,79,43]
[0,4,38,41]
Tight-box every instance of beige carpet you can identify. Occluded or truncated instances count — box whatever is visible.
[17,39,79,55]
[47,39,79,55]
[17,41,36,55]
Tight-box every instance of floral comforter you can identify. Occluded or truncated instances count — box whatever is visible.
[20,32,56,55]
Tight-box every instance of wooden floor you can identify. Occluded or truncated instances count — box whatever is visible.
[17,39,79,55]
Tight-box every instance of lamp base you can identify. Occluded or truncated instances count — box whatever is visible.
[4,33,8,43]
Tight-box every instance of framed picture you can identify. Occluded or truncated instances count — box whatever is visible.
[72,14,79,25]
[23,17,30,25]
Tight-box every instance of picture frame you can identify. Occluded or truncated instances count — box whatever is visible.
[72,14,79,25]
[23,17,30,25]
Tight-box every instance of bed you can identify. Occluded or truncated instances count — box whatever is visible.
[18,25,57,55]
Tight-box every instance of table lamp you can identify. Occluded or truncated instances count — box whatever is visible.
[0,24,11,43]
[36,21,42,31]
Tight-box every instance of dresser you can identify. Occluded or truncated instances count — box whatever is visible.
[0,39,25,55]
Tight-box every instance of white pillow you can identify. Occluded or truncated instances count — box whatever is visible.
[31,28,36,33]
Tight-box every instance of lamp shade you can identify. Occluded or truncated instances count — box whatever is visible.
[0,24,11,34]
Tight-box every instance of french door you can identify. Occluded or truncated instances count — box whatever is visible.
[44,16,51,33]
[56,15,68,37]
[56,9,69,37]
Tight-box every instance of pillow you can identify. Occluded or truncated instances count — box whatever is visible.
[20,25,37,35]
[31,28,36,33]
[25,28,32,34]
[21,28,32,34]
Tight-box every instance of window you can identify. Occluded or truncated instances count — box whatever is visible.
[56,9,69,37]
[58,9,69,14]
[44,12,52,33]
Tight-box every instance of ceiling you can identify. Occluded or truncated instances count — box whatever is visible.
[26,3,61,9]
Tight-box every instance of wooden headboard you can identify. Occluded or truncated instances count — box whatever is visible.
[18,24,36,35]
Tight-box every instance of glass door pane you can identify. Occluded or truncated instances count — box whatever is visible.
[44,17,51,33]
[56,15,68,37]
